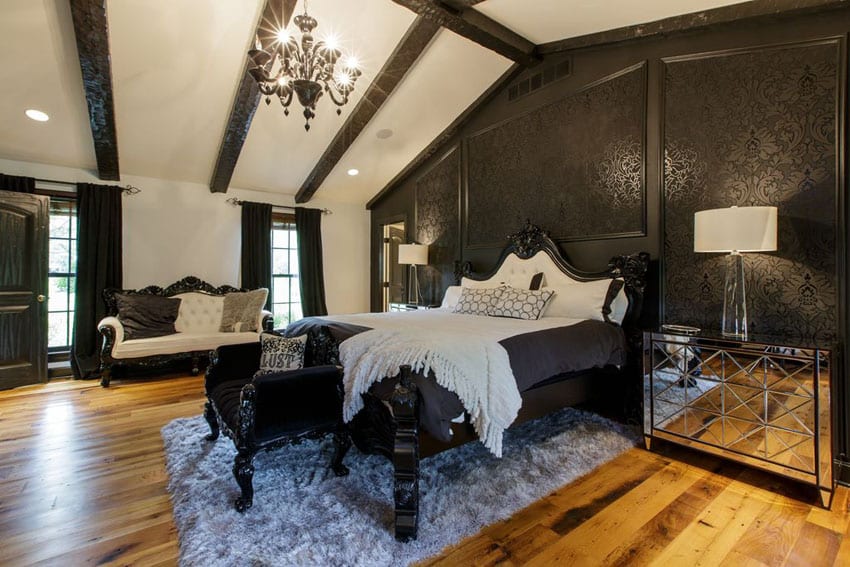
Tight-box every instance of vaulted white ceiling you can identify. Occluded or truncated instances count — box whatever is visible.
[0,0,752,205]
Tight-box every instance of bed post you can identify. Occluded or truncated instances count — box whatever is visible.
[390,365,420,541]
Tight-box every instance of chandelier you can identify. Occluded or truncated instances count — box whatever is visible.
[247,1,362,131]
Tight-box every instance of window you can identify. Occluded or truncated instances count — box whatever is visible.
[47,198,77,352]
[271,213,301,327]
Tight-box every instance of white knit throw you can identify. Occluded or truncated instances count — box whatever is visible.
[339,328,522,457]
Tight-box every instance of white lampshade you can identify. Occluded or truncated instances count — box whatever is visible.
[398,243,428,265]
[694,206,778,253]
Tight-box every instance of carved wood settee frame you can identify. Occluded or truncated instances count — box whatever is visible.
[98,276,274,387]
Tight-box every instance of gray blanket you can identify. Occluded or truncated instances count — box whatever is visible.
[285,317,626,442]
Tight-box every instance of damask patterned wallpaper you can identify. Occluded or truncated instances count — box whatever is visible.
[663,40,839,341]
[416,148,459,306]
[466,63,646,247]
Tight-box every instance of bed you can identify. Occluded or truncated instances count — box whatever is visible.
[286,222,649,541]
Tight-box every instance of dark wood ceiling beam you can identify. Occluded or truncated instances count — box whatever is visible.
[391,0,539,67]
[69,0,120,181]
[538,0,850,54]
[366,63,522,210]
[294,17,441,204]
[209,0,297,194]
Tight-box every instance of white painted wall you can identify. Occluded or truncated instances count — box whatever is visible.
[0,158,371,315]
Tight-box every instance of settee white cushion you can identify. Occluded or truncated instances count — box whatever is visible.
[173,292,225,334]
[112,331,259,359]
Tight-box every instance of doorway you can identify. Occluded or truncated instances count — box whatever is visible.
[381,221,406,311]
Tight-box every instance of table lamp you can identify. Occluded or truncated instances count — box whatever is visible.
[398,243,428,305]
[694,206,777,338]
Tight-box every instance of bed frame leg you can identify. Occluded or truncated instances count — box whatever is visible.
[391,365,420,542]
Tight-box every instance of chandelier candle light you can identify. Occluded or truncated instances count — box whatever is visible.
[694,205,778,338]
[247,0,362,130]
[398,244,428,306]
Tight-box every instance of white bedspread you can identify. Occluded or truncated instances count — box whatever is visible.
[330,309,585,457]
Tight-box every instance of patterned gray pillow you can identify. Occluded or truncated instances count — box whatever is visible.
[489,286,555,320]
[220,288,268,332]
[452,286,505,316]
[254,333,307,377]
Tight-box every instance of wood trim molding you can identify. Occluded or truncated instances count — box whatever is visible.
[538,0,850,55]
[69,0,120,181]
[209,0,297,194]
[295,17,441,203]
[366,63,522,210]
[392,0,540,67]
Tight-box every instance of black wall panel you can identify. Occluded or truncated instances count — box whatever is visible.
[663,40,841,341]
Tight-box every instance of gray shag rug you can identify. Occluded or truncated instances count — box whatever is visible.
[162,408,638,566]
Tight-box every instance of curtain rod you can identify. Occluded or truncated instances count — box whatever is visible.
[34,176,141,195]
[225,197,332,215]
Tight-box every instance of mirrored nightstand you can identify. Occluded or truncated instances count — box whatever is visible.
[388,303,436,312]
[644,330,834,507]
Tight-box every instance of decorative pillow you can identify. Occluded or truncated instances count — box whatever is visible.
[115,293,181,340]
[220,288,268,332]
[254,333,307,377]
[452,286,505,316]
[489,287,555,320]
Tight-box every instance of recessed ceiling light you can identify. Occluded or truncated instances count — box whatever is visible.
[376,129,393,139]
[25,109,49,122]
[347,168,359,176]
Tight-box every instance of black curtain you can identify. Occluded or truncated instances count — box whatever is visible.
[241,202,272,308]
[0,173,35,193]
[72,184,123,379]
[295,207,328,316]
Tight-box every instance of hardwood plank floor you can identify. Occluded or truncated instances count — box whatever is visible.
[0,374,847,566]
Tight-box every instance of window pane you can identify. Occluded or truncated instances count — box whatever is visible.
[49,214,70,239]
[48,312,68,348]
[68,277,76,311]
[273,277,290,304]
[290,229,297,247]
[291,304,303,322]
[272,227,287,248]
[289,251,299,275]
[70,244,77,273]
[70,214,77,239]
[48,277,69,311]
[49,240,70,273]
[291,277,301,302]
[67,312,75,347]
[272,249,289,275]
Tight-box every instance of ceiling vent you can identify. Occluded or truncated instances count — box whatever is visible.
[507,59,572,103]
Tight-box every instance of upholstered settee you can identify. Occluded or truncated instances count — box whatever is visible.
[97,276,273,387]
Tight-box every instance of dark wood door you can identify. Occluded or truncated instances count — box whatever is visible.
[0,191,48,389]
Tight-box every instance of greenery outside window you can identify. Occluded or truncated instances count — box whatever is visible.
[271,212,301,327]
[47,198,77,352]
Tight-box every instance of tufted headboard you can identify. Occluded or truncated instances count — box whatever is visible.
[455,222,649,332]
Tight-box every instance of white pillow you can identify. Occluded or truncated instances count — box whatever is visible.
[440,285,463,310]
[544,278,627,323]
[461,276,498,289]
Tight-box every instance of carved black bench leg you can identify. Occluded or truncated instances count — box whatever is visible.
[100,364,112,387]
[233,449,255,512]
[190,355,200,376]
[203,401,219,441]
[391,365,420,542]
[331,429,351,476]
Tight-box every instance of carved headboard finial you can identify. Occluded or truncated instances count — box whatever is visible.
[507,220,549,259]
[608,252,650,294]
